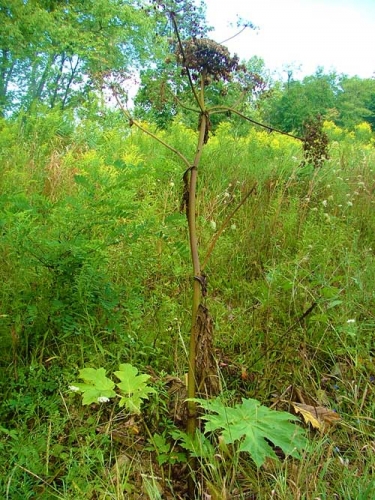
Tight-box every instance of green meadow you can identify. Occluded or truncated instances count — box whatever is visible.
[1,109,374,498]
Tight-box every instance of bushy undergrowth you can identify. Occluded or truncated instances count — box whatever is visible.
[1,112,374,498]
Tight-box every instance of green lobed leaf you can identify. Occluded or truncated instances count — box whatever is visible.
[115,363,156,414]
[79,368,115,391]
[73,368,116,405]
[151,433,171,455]
[195,397,308,468]
[171,429,215,459]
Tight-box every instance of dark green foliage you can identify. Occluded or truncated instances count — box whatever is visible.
[336,76,375,129]
[0,115,147,360]
[264,69,375,134]
[1,1,375,495]
[195,397,308,467]
[0,111,374,498]
[265,69,338,134]
[0,0,154,115]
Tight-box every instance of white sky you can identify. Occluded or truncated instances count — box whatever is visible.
[204,0,375,79]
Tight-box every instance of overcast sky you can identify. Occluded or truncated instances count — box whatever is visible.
[204,0,375,79]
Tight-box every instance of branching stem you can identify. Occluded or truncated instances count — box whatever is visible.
[202,183,257,271]
[112,88,191,169]
[186,80,206,438]
[169,12,204,113]
[209,105,303,141]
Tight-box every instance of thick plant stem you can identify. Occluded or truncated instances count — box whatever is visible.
[186,110,207,434]
[186,95,207,499]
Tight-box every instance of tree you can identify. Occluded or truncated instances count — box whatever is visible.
[266,69,338,134]
[335,76,375,130]
[0,0,154,115]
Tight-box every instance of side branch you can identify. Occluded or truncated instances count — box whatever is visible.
[169,12,204,113]
[172,94,201,114]
[249,302,317,369]
[162,80,200,114]
[112,87,191,170]
[209,106,303,142]
[202,183,257,270]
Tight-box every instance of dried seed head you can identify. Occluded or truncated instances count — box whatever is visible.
[301,116,329,169]
[176,38,243,82]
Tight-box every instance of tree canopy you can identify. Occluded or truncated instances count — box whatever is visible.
[0,0,154,115]
[264,69,375,134]
[0,0,374,136]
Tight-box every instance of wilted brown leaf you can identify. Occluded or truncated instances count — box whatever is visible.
[292,402,340,430]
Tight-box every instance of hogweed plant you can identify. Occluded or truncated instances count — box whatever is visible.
[70,364,156,413]
[69,364,309,492]
[108,3,257,431]
[97,1,328,494]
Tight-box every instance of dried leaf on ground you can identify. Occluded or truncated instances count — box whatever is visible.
[292,402,340,430]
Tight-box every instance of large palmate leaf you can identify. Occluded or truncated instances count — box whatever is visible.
[195,398,308,468]
[114,363,156,414]
[74,367,116,405]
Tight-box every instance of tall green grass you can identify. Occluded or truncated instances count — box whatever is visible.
[0,112,374,498]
